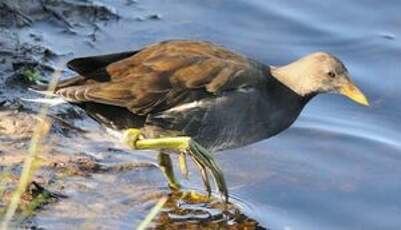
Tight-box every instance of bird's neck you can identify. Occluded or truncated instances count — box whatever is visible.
[270,61,314,97]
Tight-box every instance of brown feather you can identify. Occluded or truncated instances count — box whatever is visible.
[55,40,267,115]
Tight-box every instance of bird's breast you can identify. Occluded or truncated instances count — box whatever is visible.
[147,87,305,151]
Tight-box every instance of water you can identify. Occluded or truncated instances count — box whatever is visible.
[10,0,401,229]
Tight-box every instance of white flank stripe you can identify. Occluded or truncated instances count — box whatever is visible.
[21,97,67,106]
[167,101,202,112]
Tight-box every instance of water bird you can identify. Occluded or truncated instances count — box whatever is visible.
[47,40,369,201]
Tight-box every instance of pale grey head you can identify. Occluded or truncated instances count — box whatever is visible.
[271,52,369,105]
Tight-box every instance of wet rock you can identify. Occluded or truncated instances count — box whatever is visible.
[0,0,120,29]
[0,2,33,28]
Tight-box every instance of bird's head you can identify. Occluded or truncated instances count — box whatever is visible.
[271,52,369,106]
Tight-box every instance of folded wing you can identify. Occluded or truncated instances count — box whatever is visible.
[56,40,267,115]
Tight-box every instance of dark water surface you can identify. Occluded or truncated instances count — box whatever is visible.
[17,0,401,229]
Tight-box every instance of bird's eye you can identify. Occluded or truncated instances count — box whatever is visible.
[327,71,336,78]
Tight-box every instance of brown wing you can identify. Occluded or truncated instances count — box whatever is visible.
[56,40,267,115]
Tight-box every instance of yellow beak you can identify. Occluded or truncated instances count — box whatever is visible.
[338,82,369,106]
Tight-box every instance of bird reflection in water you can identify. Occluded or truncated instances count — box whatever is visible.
[148,191,266,229]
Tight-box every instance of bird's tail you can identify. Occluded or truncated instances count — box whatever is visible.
[21,88,67,106]
[22,76,84,106]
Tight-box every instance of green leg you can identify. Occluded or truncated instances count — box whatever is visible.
[157,152,181,190]
[123,128,229,202]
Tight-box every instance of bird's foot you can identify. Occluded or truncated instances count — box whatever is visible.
[172,190,212,203]
[122,129,228,202]
[122,128,142,149]
[158,152,181,191]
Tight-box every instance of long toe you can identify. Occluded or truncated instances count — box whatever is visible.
[188,141,229,202]
[191,155,212,197]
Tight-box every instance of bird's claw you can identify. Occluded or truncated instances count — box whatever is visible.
[185,140,228,202]
[192,157,212,197]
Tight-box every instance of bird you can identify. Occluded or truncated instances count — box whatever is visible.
[47,40,369,201]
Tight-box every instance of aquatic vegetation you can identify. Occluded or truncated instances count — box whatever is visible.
[21,69,41,83]
[137,196,168,230]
